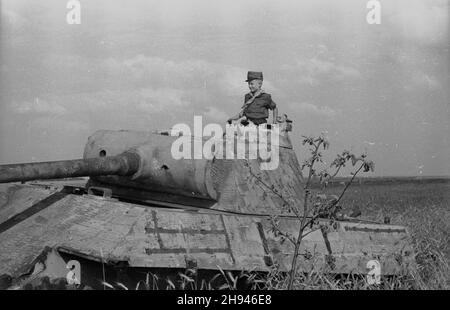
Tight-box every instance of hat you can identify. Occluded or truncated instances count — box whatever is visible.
[245,71,263,82]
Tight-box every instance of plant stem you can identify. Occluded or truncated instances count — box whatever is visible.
[334,163,364,206]
[287,141,321,289]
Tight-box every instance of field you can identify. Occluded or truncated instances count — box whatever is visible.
[311,177,450,289]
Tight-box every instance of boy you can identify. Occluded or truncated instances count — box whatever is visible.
[228,71,278,126]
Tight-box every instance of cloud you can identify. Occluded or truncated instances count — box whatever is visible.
[410,72,441,91]
[7,87,190,122]
[32,117,89,132]
[101,55,254,94]
[136,88,188,112]
[43,54,89,71]
[299,58,361,79]
[36,53,257,100]
[283,57,361,86]
[301,24,329,37]
[203,106,229,122]
[289,102,340,118]
[385,0,449,45]
[1,9,27,29]
[10,98,67,115]
[16,53,261,120]
[51,88,189,113]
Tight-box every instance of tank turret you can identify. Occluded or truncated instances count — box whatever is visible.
[0,131,220,204]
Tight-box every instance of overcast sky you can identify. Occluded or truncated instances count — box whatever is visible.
[1,0,449,176]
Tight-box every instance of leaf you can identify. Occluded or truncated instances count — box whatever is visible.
[227,271,238,288]
[116,282,129,290]
[316,194,327,200]
[179,273,194,282]
[166,279,175,290]
[146,273,150,286]
[330,194,339,201]
[351,155,357,166]
[363,163,370,172]
[367,161,375,172]
[135,281,142,290]
[101,281,114,289]
[210,273,222,284]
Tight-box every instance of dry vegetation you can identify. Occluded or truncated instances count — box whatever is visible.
[326,178,450,289]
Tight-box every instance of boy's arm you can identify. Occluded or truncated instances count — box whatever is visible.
[272,107,279,124]
[227,112,242,122]
[267,95,279,123]
[228,93,253,123]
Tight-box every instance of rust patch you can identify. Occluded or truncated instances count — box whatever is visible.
[256,222,270,255]
[325,254,336,270]
[219,215,236,264]
[144,248,231,254]
[144,228,226,235]
[34,216,48,224]
[144,211,234,259]
[151,210,164,249]
[144,222,153,234]
[345,226,406,233]
[256,222,273,266]
[320,226,333,255]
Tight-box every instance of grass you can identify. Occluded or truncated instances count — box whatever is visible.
[316,178,450,289]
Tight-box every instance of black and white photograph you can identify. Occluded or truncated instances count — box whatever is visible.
[0,0,449,293]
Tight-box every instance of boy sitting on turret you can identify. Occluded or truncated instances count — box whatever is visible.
[228,71,278,126]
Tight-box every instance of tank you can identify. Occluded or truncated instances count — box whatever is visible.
[0,118,415,289]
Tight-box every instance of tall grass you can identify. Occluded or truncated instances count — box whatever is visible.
[326,180,450,289]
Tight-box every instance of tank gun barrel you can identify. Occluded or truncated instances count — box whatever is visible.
[0,152,140,184]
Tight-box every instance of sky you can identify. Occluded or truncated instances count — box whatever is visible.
[0,0,449,177]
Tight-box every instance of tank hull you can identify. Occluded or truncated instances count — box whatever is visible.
[0,182,415,288]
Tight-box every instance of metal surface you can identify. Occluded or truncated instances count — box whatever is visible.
[82,129,303,213]
[0,186,414,278]
[0,152,140,184]
[84,130,219,200]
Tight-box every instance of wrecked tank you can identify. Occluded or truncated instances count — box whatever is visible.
[0,117,415,289]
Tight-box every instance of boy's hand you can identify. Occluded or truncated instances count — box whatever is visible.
[239,115,247,122]
[275,113,286,123]
[228,116,247,125]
